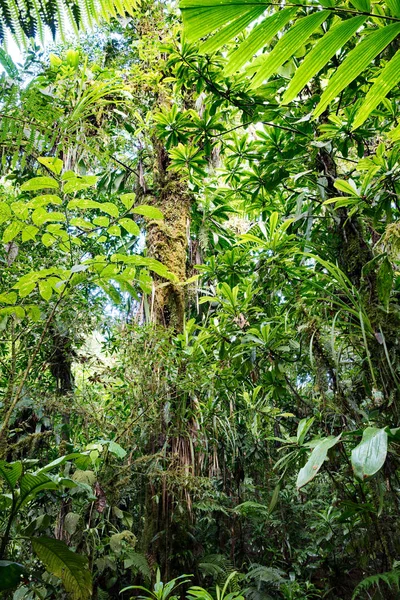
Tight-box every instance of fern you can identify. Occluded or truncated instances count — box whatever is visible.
[198,554,236,586]
[244,564,287,600]
[0,0,139,44]
[124,551,152,582]
[352,567,400,599]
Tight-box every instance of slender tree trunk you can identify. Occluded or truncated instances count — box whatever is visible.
[147,141,190,332]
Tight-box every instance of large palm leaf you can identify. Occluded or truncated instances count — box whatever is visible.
[0,0,138,44]
[179,0,400,129]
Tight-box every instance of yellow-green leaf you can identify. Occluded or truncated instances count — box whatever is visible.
[21,177,59,191]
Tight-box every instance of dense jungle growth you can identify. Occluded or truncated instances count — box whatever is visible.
[1,0,400,598]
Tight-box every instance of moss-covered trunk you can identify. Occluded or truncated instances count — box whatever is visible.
[146,141,190,332]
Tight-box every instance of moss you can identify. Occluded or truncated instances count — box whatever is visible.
[146,145,191,331]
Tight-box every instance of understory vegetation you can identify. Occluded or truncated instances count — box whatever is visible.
[1,0,400,598]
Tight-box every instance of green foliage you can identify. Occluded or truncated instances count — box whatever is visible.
[180,0,400,129]
[32,537,92,600]
[0,0,139,44]
[352,565,400,599]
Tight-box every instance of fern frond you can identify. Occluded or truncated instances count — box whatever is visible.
[0,0,139,44]
[124,551,152,582]
[352,567,400,599]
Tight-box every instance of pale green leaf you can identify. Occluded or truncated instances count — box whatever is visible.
[297,435,341,489]
[21,177,59,191]
[37,157,63,175]
[315,23,400,117]
[352,49,400,129]
[283,16,366,103]
[119,218,140,236]
[250,11,329,89]
[3,221,22,243]
[226,8,297,75]
[201,6,266,54]
[132,205,164,220]
[351,427,388,480]
[0,202,11,224]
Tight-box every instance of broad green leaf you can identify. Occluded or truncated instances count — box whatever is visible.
[70,217,95,230]
[22,225,39,241]
[388,122,400,141]
[283,16,366,103]
[17,472,58,509]
[351,427,388,480]
[111,253,176,280]
[63,179,94,194]
[11,201,28,219]
[101,202,119,218]
[131,205,164,220]
[93,216,110,227]
[201,6,266,54]
[334,179,359,195]
[3,221,22,243]
[32,208,65,226]
[120,193,136,209]
[386,0,400,16]
[21,176,59,191]
[67,199,102,210]
[38,280,53,301]
[181,0,255,42]
[0,202,11,224]
[297,435,341,489]
[32,537,92,600]
[352,49,400,129]
[38,157,63,175]
[64,513,81,535]
[315,23,400,117]
[27,195,63,208]
[119,218,140,236]
[108,440,127,458]
[226,8,297,75]
[250,11,329,89]
[0,460,22,489]
[350,0,370,11]
[0,292,17,304]
[107,225,121,236]
[297,417,315,445]
[0,561,27,591]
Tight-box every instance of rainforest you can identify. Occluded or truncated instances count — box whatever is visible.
[0,0,400,598]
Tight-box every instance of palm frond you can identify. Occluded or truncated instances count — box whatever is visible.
[179,0,400,129]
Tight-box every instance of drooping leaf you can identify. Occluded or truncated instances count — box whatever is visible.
[297,435,341,489]
[17,472,58,509]
[351,427,388,480]
[0,461,23,490]
[200,5,267,54]
[315,23,400,117]
[283,16,366,103]
[352,49,400,129]
[226,8,297,75]
[31,537,92,600]
[250,11,330,89]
